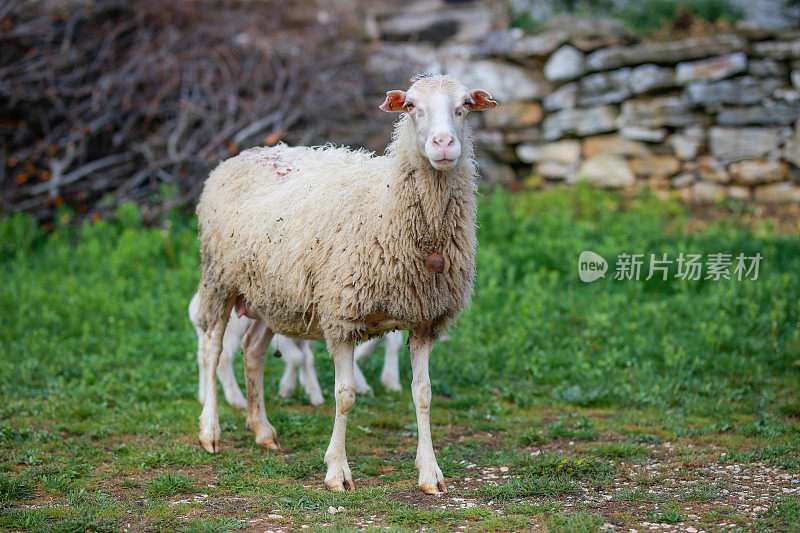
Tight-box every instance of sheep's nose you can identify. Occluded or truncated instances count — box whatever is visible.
[432,134,455,148]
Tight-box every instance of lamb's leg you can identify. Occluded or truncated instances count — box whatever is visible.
[242,319,279,449]
[409,327,446,494]
[354,337,380,364]
[190,293,208,405]
[353,337,377,394]
[352,360,373,395]
[380,330,403,392]
[218,316,248,409]
[275,336,302,400]
[299,341,324,406]
[353,337,381,394]
[196,327,207,405]
[197,295,235,454]
[323,338,356,491]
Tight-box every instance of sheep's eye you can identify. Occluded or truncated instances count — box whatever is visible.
[455,106,465,116]
[405,102,415,111]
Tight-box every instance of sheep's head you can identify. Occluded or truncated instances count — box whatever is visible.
[380,75,497,171]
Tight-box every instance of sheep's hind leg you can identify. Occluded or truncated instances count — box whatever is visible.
[323,338,356,491]
[409,327,446,494]
[198,295,235,454]
[243,320,279,449]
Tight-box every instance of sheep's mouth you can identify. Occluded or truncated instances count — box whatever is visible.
[433,158,455,165]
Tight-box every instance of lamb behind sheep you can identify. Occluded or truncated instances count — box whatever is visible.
[189,292,324,407]
[194,74,497,493]
[190,292,403,405]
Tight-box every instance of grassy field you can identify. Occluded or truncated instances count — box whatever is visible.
[1,186,799,532]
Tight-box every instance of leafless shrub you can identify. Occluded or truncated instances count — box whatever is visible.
[0,0,380,221]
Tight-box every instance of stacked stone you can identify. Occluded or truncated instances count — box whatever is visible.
[364,4,800,203]
[469,25,800,203]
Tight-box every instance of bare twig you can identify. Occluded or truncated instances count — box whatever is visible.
[1,0,378,221]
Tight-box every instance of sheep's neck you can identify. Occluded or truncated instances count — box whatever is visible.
[405,170,451,273]
[386,114,476,271]
[389,160,473,276]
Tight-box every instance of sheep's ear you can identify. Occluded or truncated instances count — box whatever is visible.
[467,89,498,111]
[379,90,408,112]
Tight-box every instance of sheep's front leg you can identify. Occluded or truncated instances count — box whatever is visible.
[243,320,279,449]
[324,338,356,491]
[409,328,446,494]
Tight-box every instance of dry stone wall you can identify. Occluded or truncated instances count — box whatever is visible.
[368,18,800,203]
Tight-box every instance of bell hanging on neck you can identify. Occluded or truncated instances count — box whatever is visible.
[425,253,444,274]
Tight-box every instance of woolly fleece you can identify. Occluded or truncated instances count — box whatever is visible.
[196,75,479,342]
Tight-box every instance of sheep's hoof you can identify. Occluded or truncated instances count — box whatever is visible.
[419,481,447,494]
[325,478,354,492]
[324,462,354,491]
[199,436,220,453]
[354,384,373,396]
[198,421,221,453]
[418,465,447,494]
[253,421,280,450]
[256,437,280,450]
[230,399,247,410]
[381,379,402,392]
[278,388,295,400]
[308,394,325,407]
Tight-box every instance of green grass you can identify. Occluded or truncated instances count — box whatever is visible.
[0,186,799,530]
[179,517,246,532]
[512,453,617,482]
[545,511,604,533]
[474,475,579,500]
[0,475,33,503]
[511,0,745,34]
[145,473,198,498]
[589,442,651,458]
[616,0,745,33]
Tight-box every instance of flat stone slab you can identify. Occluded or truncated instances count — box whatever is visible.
[586,35,745,71]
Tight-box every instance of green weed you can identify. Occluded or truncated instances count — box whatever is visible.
[145,473,197,498]
[0,187,798,530]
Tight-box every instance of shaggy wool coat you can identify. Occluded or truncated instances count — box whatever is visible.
[196,113,478,342]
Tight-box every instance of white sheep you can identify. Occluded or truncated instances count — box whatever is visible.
[194,74,497,494]
[190,292,404,406]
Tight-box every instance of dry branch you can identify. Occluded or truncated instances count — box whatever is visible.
[0,0,381,221]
